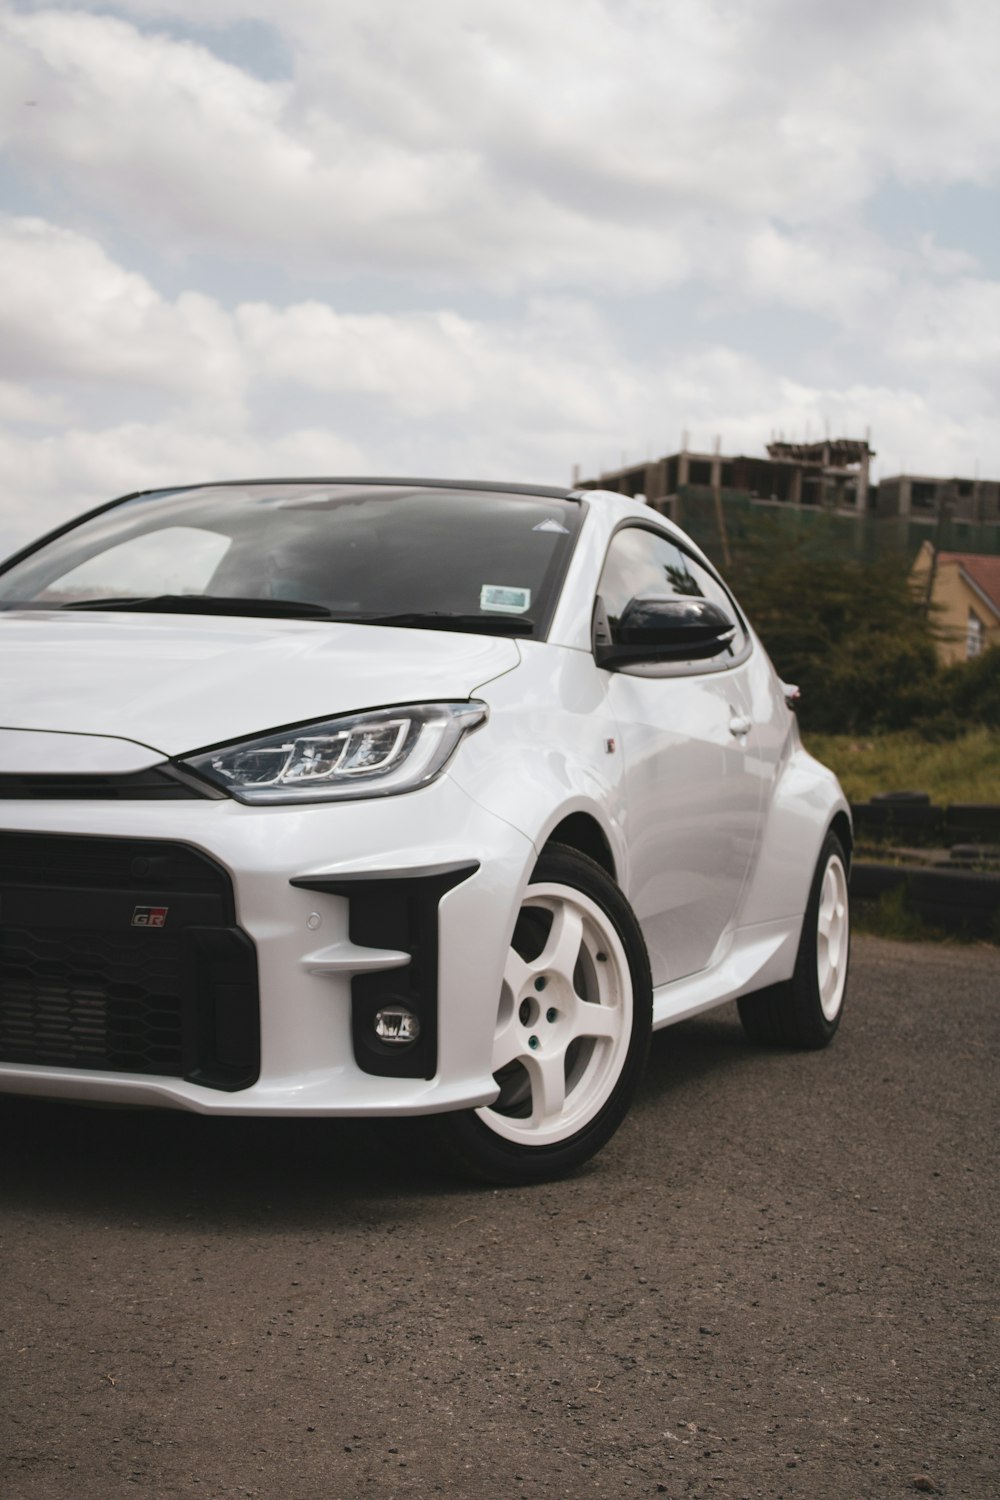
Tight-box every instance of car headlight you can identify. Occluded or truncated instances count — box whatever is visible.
[181,702,487,804]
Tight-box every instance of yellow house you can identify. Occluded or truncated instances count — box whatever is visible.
[911,542,1000,664]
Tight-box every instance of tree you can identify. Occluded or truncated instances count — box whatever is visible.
[724,527,941,734]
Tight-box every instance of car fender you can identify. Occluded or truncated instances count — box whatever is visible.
[448,642,629,882]
[738,741,851,928]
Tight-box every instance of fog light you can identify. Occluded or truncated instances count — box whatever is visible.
[374,1006,421,1044]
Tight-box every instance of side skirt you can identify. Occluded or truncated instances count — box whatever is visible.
[651,917,800,1030]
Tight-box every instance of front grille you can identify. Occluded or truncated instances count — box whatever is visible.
[0,834,259,1090]
[0,769,209,800]
[0,832,231,900]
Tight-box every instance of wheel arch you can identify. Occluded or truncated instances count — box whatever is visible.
[829,809,853,870]
[540,812,617,880]
[738,749,851,930]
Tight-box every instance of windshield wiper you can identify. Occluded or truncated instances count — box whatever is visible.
[57,595,340,619]
[353,611,534,636]
[44,598,534,632]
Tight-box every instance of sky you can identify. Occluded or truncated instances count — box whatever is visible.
[0,0,998,555]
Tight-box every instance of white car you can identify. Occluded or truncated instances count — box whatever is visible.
[0,479,850,1183]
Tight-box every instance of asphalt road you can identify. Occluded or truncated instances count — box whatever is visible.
[2,936,998,1500]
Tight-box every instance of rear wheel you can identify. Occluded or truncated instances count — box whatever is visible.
[436,845,652,1184]
[738,830,849,1049]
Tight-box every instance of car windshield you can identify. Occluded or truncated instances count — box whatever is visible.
[0,483,583,638]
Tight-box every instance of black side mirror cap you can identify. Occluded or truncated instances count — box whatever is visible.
[594,593,736,669]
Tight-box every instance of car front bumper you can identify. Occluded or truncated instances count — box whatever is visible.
[0,775,534,1115]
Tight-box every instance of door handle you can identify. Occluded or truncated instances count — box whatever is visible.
[729,714,752,738]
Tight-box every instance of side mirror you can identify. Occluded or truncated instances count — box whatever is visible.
[594,593,737,669]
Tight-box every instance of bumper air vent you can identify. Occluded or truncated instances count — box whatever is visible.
[0,768,213,800]
[0,834,259,1090]
[291,862,478,1081]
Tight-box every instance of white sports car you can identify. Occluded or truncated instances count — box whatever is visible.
[0,479,850,1182]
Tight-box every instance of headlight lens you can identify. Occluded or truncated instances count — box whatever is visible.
[181,702,487,803]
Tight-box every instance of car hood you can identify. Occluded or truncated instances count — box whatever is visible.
[0,611,520,762]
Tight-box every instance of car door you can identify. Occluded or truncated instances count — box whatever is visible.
[596,524,764,985]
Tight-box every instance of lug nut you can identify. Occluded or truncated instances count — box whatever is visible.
[546,1008,557,1023]
[534,977,547,991]
[528,1035,539,1050]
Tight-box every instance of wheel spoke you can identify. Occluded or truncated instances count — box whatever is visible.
[491,1009,526,1072]
[569,998,623,1044]
[536,902,584,987]
[826,911,844,970]
[526,1051,566,1127]
[503,946,533,999]
[818,872,838,933]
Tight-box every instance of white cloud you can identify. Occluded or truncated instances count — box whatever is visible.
[741,224,898,322]
[236,296,632,429]
[0,216,244,403]
[4,2,998,293]
[0,378,67,425]
[0,6,687,291]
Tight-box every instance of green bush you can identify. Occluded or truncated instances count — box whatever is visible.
[726,533,941,734]
[946,646,1000,729]
[714,519,1000,737]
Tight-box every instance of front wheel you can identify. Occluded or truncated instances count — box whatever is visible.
[738,830,850,1049]
[435,845,652,1185]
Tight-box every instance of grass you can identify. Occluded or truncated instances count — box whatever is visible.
[852,884,1000,945]
[803,727,1000,945]
[852,886,946,943]
[802,727,1000,805]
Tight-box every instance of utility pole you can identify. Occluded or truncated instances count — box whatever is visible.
[711,434,731,570]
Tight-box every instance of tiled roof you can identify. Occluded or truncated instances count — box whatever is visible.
[938,552,1000,617]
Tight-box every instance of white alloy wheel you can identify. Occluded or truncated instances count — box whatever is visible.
[434,845,652,1184]
[817,851,849,1021]
[476,882,633,1147]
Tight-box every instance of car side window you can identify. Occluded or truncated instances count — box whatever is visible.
[597,526,748,656]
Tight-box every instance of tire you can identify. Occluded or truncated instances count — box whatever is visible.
[737,830,850,1050]
[434,844,652,1185]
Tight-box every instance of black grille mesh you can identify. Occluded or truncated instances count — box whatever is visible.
[0,925,184,1072]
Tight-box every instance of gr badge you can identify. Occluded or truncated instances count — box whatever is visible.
[132,906,168,928]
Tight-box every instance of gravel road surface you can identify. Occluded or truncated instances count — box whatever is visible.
[3,935,998,1500]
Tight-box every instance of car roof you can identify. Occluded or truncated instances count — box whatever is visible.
[132,477,582,502]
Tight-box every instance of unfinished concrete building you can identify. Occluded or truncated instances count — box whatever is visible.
[580,436,876,515]
[876,473,1000,525]
[580,438,997,530]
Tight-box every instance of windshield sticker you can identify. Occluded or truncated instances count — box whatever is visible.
[481,584,532,614]
[532,518,569,534]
